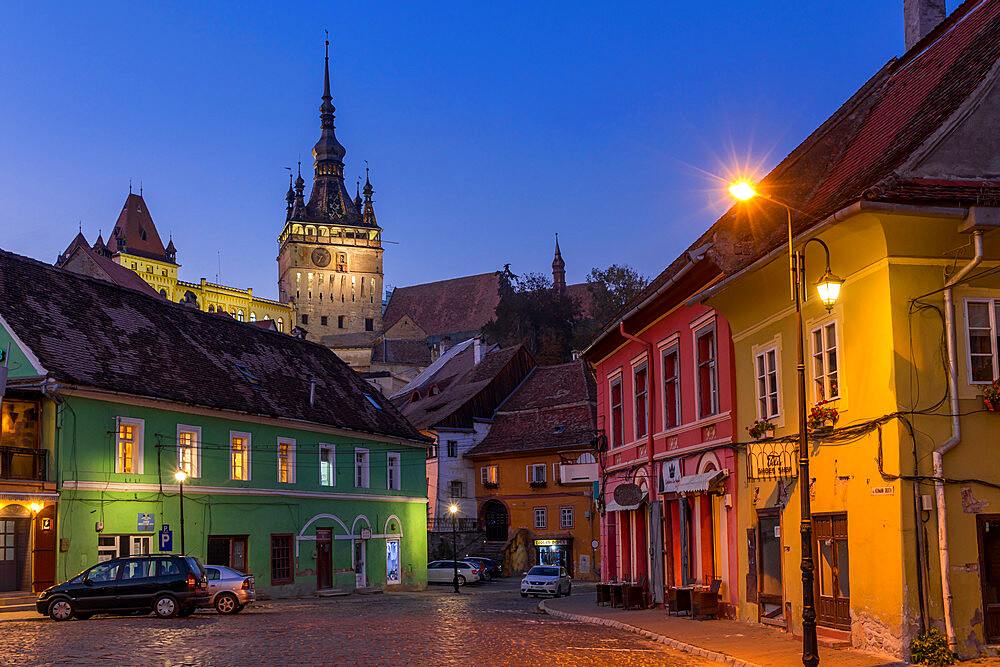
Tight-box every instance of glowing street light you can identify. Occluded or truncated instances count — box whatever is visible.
[728,181,756,201]
[174,470,188,554]
[448,504,461,594]
[29,503,42,514]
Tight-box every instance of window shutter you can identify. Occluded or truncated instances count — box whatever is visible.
[526,465,531,483]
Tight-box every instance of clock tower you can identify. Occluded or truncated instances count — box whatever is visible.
[277,42,384,349]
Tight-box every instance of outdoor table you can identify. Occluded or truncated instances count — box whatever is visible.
[622,583,646,610]
[610,582,625,608]
[667,586,692,616]
[596,582,612,606]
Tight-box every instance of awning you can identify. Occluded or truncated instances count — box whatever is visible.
[605,492,648,512]
[676,469,728,495]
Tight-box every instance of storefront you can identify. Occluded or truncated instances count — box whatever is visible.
[534,538,573,575]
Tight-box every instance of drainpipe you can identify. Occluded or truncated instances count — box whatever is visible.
[936,229,983,650]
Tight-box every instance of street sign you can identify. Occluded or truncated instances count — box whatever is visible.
[138,513,154,532]
[159,526,173,552]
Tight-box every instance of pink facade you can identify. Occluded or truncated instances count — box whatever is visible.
[589,300,741,615]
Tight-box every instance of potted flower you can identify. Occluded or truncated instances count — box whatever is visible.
[807,402,839,432]
[984,379,1000,412]
[746,419,776,440]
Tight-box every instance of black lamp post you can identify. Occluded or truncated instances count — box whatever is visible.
[174,470,187,555]
[730,182,843,667]
[449,503,460,594]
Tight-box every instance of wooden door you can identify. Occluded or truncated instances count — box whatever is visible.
[484,501,508,542]
[0,520,15,591]
[231,537,248,573]
[757,510,784,622]
[978,515,1000,643]
[316,528,332,590]
[814,513,850,630]
[32,506,56,591]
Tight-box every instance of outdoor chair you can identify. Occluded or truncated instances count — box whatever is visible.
[623,576,648,610]
[596,582,611,606]
[667,585,691,616]
[691,578,722,619]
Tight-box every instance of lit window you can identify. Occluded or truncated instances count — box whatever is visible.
[116,417,144,474]
[481,465,499,487]
[354,449,370,489]
[966,300,1000,382]
[177,425,200,478]
[250,312,256,322]
[534,507,547,529]
[277,318,284,332]
[755,346,781,419]
[811,321,841,402]
[387,453,401,491]
[230,432,251,481]
[237,310,245,322]
[560,506,574,529]
[319,445,335,486]
[696,324,719,418]
[634,363,648,439]
[610,376,623,447]
[662,345,681,428]
[277,438,295,484]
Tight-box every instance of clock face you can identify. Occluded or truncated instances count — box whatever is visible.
[311,247,331,267]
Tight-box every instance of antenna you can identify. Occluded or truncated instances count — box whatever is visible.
[129,179,132,195]
[217,250,222,283]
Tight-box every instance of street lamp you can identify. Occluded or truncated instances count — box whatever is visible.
[730,180,843,667]
[174,470,187,555]
[449,503,460,594]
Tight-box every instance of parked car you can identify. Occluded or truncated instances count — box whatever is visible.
[36,554,210,621]
[426,560,480,586]
[520,565,571,598]
[463,556,501,579]
[205,565,256,614]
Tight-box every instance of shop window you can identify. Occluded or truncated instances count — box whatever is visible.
[662,345,681,429]
[560,506,574,529]
[449,480,464,498]
[207,535,249,572]
[319,445,335,486]
[230,431,251,481]
[176,425,201,478]
[115,417,144,474]
[387,453,401,490]
[97,535,151,563]
[609,376,624,447]
[634,363,648,439]
[696,324,719,418]
[277,438,295,484]
[966,299,1000,383]
[755,346,781,419]
[354,449,370,488]
[810,320,841,401]
[270,534,293,584]
[534,507,547,529]
[1,400,40,449]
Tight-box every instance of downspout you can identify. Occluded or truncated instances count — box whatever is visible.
[937,229,984,649]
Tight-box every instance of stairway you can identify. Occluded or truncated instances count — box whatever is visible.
[464,540,509,575]
[0,592,36,613]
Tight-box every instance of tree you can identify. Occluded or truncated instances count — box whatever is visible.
[585,264,650,326]
[481,268,581,364]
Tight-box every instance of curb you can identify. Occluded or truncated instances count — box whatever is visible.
[539,600,763,667]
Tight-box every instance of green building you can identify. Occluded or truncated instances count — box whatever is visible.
[0,249,430,595]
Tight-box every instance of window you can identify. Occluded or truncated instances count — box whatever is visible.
[966,300,1000,382]
[449,480,464,498]
[755,347,780,419]
[250,312,256,322]
[577,452,596,464]
[560,506,574,529]
[696,325,719,418]
[365,318,374,331]
[1,400,39,448]
[116,417,144,474]
[319,445,335,486]
[446,440,458,457]
[387,453,401,491]
[527,464,546,484]
[811,320,841,401]
[230,431,251,481]
[534,507,547,529]
[610,376,624,447]
[270,534,293,584]
[481,465,499,487]
[354,449,370,488]
[352,276,356,301]
[277,437,295,484]
[276,318,283,332]
[120,558,155,580]
[301,314,309,325]
[207,536,248,571]
[662,345,681,429]
[338,315,345,329]
[634,363,648,439]
[336,253,347,272]
[237,310,245,322]
[176,425,200,478]
[321,316,328,326]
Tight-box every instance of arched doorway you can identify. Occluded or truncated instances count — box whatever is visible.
[483,500,509,542]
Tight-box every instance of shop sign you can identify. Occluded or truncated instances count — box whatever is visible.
[360,528,372,540]
[660,459,681,493]
[534,539,569,546]
[871,486,894,496]
[747,440,798,480]
[613,483,643,507]
[138,513,155,532]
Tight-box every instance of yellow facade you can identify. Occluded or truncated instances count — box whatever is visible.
[115,252,295,330]
[705,206,1000,658]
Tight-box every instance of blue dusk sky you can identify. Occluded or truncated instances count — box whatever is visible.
[0,2,956,300]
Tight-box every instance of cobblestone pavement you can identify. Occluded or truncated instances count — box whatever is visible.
[2,582,714,666]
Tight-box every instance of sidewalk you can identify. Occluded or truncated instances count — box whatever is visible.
[541,593,906,667]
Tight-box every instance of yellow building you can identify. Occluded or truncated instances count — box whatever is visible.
[57,192,295,330]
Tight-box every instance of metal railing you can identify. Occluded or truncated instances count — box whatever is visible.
[0,447,47,481]
[427,517,479,532]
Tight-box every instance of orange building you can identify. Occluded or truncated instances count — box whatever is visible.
[466,360,600,579]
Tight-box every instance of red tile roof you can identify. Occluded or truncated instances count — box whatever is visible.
[56,233,164,299]
[110,193,171,262]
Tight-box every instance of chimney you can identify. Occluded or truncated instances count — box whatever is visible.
[473,336,483,365]
[905,0,946,51]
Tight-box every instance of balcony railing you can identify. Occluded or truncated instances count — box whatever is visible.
[0,447,47,481]
[427,517,479,532]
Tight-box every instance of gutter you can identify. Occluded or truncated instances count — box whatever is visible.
[936,228,984,650]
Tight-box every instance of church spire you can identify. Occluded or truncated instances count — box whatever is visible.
[552,233,566,295]
[312,38,346,176]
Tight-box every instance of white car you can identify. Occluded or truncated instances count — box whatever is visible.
[521,565,571,597]
[427,560,480,586]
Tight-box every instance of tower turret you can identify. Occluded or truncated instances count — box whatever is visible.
[552,233,566,295]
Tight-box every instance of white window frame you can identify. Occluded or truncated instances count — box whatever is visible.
[609,372,624,448]
[481,465,499,486]
[533,507,547,529]
[552,463,562,484]
[319,444,336,487]
[633,361,649,439]
[354,448,370,489]
[560,506,574,529]
[964,298,1000,384]
[115,417,144,474]
[176,424,201,478]
[277,437,295,484]
[754,345,781,420]
[449,480,464,498]
[661,343,681,429]
[387,452,401,491]
[229,431,251,481]
[527,463,546,483]
[446,440,458,457]
[809,317,843,403]
[694,322,719,418]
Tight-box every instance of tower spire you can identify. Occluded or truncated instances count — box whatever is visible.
[362,166,377,226]
[552,233,566,295]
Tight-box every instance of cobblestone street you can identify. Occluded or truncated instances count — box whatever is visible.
[2,582,713,666]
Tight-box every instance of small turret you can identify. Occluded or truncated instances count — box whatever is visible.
[165,236,177,264]
[285,172,295,219]
[362,168,377,227]
[354,179,363,211]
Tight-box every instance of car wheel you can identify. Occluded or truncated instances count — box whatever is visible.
[153,594,179,619]
[456,575,466,586]
[215,593,239,615]
[48,598,74,621]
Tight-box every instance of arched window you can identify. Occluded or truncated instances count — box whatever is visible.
[159,289,167,297]
[577,452,596,464]
[277,318,284,332]
[305,225,316,237]
[318,227,329,237]
[292,224,304,235]
[237,310,245,322]
[208,305,215,313]
[250,312,256,322]
[264,314,270,320]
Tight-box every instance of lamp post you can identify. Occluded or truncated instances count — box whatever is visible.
[730,181,843,667]
[449,503,460,594]
[174,470,187,555]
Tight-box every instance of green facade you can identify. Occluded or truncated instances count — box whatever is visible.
[53,394,429,594]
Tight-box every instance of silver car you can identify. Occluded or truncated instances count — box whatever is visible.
[205,566,256,614]
[520,565,571,597]
[426,560,480,586]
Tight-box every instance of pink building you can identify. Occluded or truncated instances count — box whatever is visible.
[583,250,740,615]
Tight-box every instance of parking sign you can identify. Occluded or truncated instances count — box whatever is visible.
[159,526,173,552]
